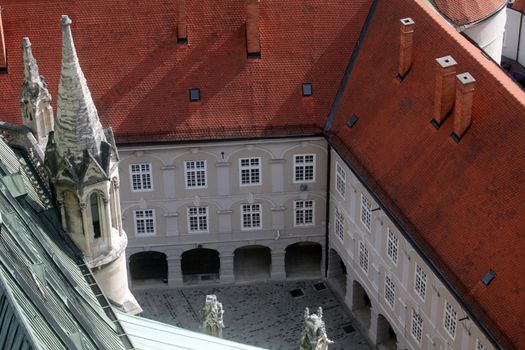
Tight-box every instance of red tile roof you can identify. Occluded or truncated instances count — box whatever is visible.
[432,0,507,26]
[511,0,525,13]
[0,0,373,143]
[329,0,525,348]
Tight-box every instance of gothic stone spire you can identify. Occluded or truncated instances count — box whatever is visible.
[20,37,54,146]
[54,15,106,162]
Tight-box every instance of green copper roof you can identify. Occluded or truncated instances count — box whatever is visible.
[0,138,132,350]
[115,310,267,350]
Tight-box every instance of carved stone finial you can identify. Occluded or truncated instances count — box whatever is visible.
[299,307,333,350]
[60,15,72,26]
[201,294,225,338]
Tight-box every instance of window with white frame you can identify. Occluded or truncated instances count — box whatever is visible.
[241,204,262,230]
[385,275,395,309]
[134,209,155,235]
[187,207,208,232]
[130,164,153,192]
[293,154,315,183]
[360,194,372,232]
[358,241,369,273]
[443,300,457,338]
[475,339,485,350]
[335,209,344,241]
[415,263,427,301]
[185,160,207,189]
[294,200,314,226]
[239,157,261,186]
[387,228,399,264]
[411,310,423,344]
[335,162,346,197]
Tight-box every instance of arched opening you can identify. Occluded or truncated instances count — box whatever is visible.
[129,251,168,285]
[376,314,397,350]
[90,193,102,239]
[352,280,371,330]
[181,248,220,284]
[63,191,83,237]
[285,242,322,278]
[110,180,118,230]
[234,245,271,281]
[327,248,347,298]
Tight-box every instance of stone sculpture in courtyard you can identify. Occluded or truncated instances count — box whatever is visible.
[201,294,225,338]
[299,307,333,350]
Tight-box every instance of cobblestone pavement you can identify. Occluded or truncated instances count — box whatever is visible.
[133,279,372,350]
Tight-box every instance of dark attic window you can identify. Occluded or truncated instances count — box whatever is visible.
[189,88,201,102]
[346,114,359,128]
[302,83,313,96]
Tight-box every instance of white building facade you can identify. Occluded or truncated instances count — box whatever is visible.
[120,137,327,288]
[327,149,496,350]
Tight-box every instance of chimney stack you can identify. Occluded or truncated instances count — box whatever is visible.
[398,18,415,79]
[0,8,7,72]
[432,56,457,127]
[451,73,476,142]
[177,0,187,43]
[246,0,261,58]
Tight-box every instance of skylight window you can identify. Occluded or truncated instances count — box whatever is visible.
[189,88,201,102]
[302,83,313,96]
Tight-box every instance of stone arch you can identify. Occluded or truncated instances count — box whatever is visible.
[233,245,271,281]
[327,248,347,298]
[376,314,397,350]
[181,248,220,284]
[129,251,168,285]
[352,280,372,331]
[225,145,274,163]
[284,241,322,278]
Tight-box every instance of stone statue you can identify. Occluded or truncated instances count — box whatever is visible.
[201,294,225,338]
[299,307,333,350]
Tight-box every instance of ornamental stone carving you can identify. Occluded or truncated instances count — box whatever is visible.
[201,294,225,338]
[299,307,333,350]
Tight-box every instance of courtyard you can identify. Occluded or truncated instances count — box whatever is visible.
[133,279,373,350]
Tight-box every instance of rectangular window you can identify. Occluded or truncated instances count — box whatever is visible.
[385,275,395,309]
[335,209,344,241]
[411,310,423,344]
[358,241,369,273]
[360,194,372,232]
[294,154,315,183]
[130,163,153,192]
[294,200,314,226]
[336,162,346,197]
[187,207,208,233]
[185,160,207,189]
[443,301,457,339]
[415,264,427,301]
[387,228,399,265]
[134,209,155,235]
[241,204,262,230]
[239,157,261,186]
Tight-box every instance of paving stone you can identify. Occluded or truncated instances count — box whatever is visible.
[133,279,372,350]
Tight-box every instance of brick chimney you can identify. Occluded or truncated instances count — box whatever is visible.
[177,0,187,43]
[246,0,261,58]
[0,7,7,72]
[398,18,415,79]
[432,56,457,128]
[451,73,476,143]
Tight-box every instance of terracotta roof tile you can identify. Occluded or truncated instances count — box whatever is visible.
[511,0,525,13]
[329,0,525,348]
[0,0,373,143]
[433,0,507,26]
